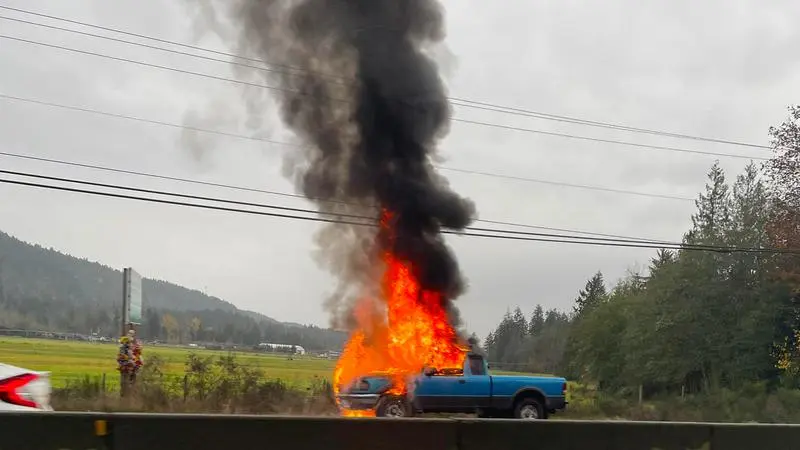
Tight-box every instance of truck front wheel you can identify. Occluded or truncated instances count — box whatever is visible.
[513,397,544,420]
[375,395,412,418]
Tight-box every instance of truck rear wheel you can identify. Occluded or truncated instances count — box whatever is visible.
[375,396,412,418]
[513,397,544,420]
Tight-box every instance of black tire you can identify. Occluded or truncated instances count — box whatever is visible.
[513,397,545,420]
[375,396,412,418]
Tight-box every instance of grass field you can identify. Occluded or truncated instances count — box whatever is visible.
[0,336,546,390]
[0,337,335,388]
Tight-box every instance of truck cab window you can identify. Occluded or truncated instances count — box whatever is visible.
[468,355,486,375]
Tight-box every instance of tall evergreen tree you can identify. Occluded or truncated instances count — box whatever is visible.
[512,307,528,336]
[687,161,731,245]
[573,271,608,317]
[529,304,545,336]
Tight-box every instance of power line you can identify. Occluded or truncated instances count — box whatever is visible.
[0,4,344,81]
[0,168,372,222]
[0,33,769,162]
[0,149,674,243]
[468,218,673,244]
[449,117,767,161]
[0,176,730,251]
[448,98,772,151]
[0,169,796,255]
[0,151,670,244]
[0,93,696,202]
[0,34,335,102]
[0,167,647,242]
[0,148,312,201]
[438,166,692,201]
[0,160,679,245]
[3,174,794,254]
[0,93,303,149]
[0,15,348,86]
[0,176,376,228]
[0,5,773,151]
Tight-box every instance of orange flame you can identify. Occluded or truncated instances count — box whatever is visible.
[334,210,466,416]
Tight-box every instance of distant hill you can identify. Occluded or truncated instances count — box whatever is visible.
[0,231,346,351]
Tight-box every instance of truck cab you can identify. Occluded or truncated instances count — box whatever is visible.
[337,352,568,419]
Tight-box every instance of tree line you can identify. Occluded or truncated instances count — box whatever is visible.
[139,307,347,350]
[484,106,800,395]
[0,228,346,351]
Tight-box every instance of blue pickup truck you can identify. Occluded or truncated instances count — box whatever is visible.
[337,352,567,419]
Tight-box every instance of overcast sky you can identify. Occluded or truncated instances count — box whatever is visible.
[1,0,798,336]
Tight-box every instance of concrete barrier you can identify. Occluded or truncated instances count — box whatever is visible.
[0,412,459,450]
[0,412,108,450]
[113,413,459,450]
[1,412,799,450]
[457,419,714,450]
[709,422,800,450]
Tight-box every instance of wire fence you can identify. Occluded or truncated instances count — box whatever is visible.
[51,360,338,415]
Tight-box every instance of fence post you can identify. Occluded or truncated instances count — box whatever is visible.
[638,384,643,405]
[120,373,128,398]
[183,374,189,402]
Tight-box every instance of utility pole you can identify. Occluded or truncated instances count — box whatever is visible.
[121,268,130,337]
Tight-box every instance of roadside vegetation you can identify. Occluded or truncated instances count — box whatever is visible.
[11,337,800,422]
[52,353,337,415]
[483,107,800,424]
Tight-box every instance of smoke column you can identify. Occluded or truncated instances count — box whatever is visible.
[200,0,475,329]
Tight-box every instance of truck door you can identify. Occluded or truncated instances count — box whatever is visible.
[413,367,465,411]
[413,355,491,413]
[458,354,492,410]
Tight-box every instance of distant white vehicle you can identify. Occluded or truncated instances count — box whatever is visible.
[0,363,52,412]
[257,342,306,355]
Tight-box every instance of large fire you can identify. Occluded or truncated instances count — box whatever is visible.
[333,210,466,416]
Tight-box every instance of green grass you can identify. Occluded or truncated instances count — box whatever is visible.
[0,337,557,391]
[0,337,335,388]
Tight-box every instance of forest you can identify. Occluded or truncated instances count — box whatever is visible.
[484,107,800,402]
[0,230,346,351]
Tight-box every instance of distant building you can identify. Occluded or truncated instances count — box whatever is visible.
[257,342,306,355]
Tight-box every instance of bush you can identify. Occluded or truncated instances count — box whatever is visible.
[52,353,337,415]
[558,382,800,423]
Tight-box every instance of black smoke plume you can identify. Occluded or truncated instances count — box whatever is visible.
[194,0,475,329]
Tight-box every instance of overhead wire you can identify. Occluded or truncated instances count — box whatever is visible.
[0,154,675,243]
[0,4,343,81]
[0,34,318,101]
[0,14,350,86]
[437,166,692,201]
[447,98,772,150]
[0,169,796,255]
[0,6,781,248]
[0,93,696,202]
[0,32,769,162]
[0,4,774,152]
